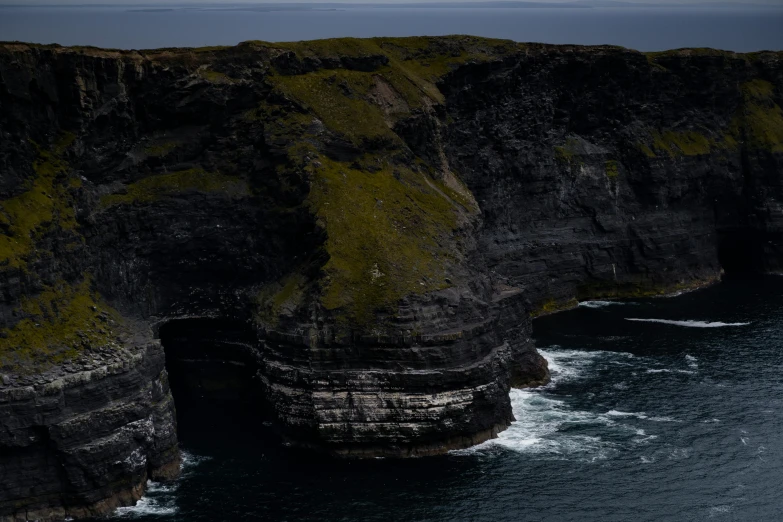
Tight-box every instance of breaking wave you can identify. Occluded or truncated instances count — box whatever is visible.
[625,318,750,328]
[112,450,210,518]
[113,486,178,518]
[452,348,668,459]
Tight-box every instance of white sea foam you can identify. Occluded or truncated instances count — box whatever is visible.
[625,318,750,328]
[113,482,178,518]
[708,505,732,518]
[181,450,211,472]
[606,410,678,422]
[579,300,636,309]
[685,354,699,369]
[452,348,675,459]
[538,347,635,385]
[646,369,696,375]
[113,451,210,518]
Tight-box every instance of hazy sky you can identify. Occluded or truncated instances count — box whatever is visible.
[4,0,783,5]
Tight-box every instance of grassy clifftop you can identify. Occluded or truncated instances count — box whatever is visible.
[251,37,502,327]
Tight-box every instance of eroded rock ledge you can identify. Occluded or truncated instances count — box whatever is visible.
[1,36,781,519]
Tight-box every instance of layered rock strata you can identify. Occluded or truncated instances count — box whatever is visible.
[0,37,781,519]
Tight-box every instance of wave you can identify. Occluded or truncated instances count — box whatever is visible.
[579,300,636,309]
[113,483,178,518]
[625,318,750,328]
[646,368,696,375]
[451,389,617,459]
[538,347,635,385]
[685,354,699,369]
[112,450,210,518]
[606,410,678,422]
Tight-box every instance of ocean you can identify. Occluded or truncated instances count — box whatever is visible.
[105,276,783,521]
[0,6,782,52]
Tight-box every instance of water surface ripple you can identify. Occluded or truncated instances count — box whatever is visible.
[109,277,783,521]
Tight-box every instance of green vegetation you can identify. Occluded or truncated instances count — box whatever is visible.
[650,130,714,157]
[100,168,249,207]
[0,134,77,270]
[729,79,783,153]
[0,276,122,371]
[266,36,520,144]
[554,138,581,164]
[256,271,310,326]
[247,38,510,325]
[144,141,178,157]
[271,69,400,145]
[576,277,716,301]
[198,67,232,83]
[605,160,620,179]
[306,154,463,324]
[531,297,579,318]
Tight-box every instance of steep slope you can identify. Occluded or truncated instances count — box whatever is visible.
[0,37,781,520]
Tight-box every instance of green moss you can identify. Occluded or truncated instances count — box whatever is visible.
[198,67,232,83]
[728,80,783,153]
[648,130,714,157]
[639,143,657,158]
[531,297,579,318]
[266,36,519,143]
[576,277,715,301]
[144,141,178,157]
[0,135,78,270]
[271,69,398,146]
[554,138,581,164]
[100,168,248,207]
[605,160,620,178]
[0,276,123,371]
[305,154,464,325]
[256,271,310,326]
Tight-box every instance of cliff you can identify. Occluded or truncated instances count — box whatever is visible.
[1,36,781,520]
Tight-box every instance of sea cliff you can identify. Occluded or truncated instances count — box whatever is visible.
[1,36,781,520]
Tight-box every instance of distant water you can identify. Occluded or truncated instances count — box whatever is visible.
[1,6,782,52]
[104,276,783,521]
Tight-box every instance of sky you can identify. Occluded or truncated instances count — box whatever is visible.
[4,0,782,5]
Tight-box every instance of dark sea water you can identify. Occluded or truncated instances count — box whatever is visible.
[1,6,783,52]
[104,276,783,522]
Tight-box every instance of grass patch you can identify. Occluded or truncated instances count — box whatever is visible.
[0,134,78,270]
[144,141,178,157]
[605,160,620,178]
[729,79,783,153]
[650,130,714,157]
[304,153,464,325]
[100,168,248,207]
[531,297,578,318]
[0,276,123,371]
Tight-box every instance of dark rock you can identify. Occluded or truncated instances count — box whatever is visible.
[0,37,781,520]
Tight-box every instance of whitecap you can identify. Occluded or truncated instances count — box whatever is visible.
[538,347,635,385]
[452,389,622,460]
[625,318,750,328]
[579,300,636,308]
[181,450,211,470]
[708,505,732,518]
[685,354,699,369]
[646,369,696,375]
[640,456,655,464]
[113,483,178,518]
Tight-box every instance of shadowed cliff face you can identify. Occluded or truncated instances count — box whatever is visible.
[0,36,782,520]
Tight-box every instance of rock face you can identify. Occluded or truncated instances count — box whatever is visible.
[0,37,781,519]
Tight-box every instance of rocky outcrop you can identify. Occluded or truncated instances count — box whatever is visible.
[0,37,781,519]
[0,339,178,522]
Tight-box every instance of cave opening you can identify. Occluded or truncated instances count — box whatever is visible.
[158,318,275,448]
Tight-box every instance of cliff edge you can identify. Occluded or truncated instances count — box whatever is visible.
[1,36,782,520]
